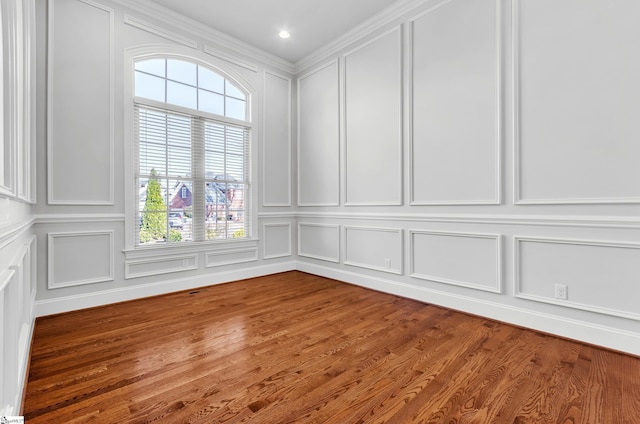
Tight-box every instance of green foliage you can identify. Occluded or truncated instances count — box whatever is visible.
[141,169,167,242]
[168,229,182,242]
[232,228,245,238]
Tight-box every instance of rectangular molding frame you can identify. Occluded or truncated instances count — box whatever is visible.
[47,0,115,205]
[262,70,292,207]
[514,236,640,321]
[125,253,198,279]
[344,225,403,274]
[298,223,340,263]
[263,223,292,259]
[342,26,404,206]
[408,0,502,206]
[205,247,258,268]
[512,0,640,205]
[410,230,503,293]
[297,59,341,207]
[48,230,115,289]
[123,14,198,48]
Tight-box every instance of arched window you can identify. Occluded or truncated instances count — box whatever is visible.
[134,57,250,245]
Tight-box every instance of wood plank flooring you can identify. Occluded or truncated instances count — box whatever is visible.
[24,271,640,423]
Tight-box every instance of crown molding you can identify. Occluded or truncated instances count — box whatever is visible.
[295,0,432,74]
[109,0,296,74]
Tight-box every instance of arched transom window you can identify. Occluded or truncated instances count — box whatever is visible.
[134,58,250,245]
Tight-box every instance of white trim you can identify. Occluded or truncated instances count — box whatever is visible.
[511,0,640,205]
[34,213,125,224]
[109,0,294,74]
[342,26,404,207]
[125,253,198,279]
[124,13,198,48]
[123,238,259,260]
[297,59,341,207]
[295,0,433,74]
[343,226,404,275]
[262,70,292,207]
[513,236,640,321]
[262,223,292,259]
[0,0,19,199]
[293,211,640,229]
[47,0,115,206]
[296,262,640,356]
[205,247,258,268]
[409,230,502,294]
[0,217,35,251]
[203,44,258,73]
[297,223,340,263]
[47,230,115,289]
[408,0,502,206]
[35,261,297,317]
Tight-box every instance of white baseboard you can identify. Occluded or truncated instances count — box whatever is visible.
[297,262,640,357]
[35,261,296,317]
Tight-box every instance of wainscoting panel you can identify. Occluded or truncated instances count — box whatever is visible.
[126,254,198,279]
[1,234,36,416]
[515,0,640,203]
[48,231,114,289]
[515,237,640,320]
[48,0,114,205]
[263,70,292,207]
[344,27,402,205]
[263,223,292,259]
[297,60,340,206]
[344,226,402,274]
[410,0,500,204]
[410,230,502,293]
[205,248,258,268]
[298,223,340,263]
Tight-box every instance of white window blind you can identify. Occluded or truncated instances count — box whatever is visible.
[134,103,250,245]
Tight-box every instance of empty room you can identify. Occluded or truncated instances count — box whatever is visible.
[1,0,639,422]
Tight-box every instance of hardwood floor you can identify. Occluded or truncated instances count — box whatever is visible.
[24,271,640,423]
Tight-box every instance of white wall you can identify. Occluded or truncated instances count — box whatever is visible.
[0,0,37,415]
[295,0,640,356]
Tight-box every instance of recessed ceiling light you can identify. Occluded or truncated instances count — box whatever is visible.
[278,30,290,39]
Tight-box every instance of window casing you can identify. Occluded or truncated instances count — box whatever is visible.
[133,58,251,246]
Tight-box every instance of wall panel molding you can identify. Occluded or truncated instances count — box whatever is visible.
[514,236,640,321]
[409,0,501,205]
[48,231,114,289]
[47,0,115,205]
[263,223,292,259]
[124,13,198,48]
[294,212,640,229]
[343,27,403,206]
[513,0,640,204]
[262,70,292,206]
[297,60,341,206]
[298,223,340,263]
[410,230,502,293]
[344,226,403,274]
[125,253,198,279]
[205,247,258,268]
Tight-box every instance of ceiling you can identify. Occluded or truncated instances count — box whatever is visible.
[144,0,401,63]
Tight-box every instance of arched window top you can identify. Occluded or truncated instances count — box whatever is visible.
[134,58,248,121]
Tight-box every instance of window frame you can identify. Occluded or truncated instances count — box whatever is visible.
[123,46,258,255]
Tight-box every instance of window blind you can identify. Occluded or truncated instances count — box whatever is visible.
[134,103,250,245]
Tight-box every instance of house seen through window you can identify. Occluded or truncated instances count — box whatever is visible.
[134,58,250,245]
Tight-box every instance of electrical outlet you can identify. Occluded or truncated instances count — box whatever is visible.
[555,284,568,300]
[182,258,189,267]
[385,258,391,269]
